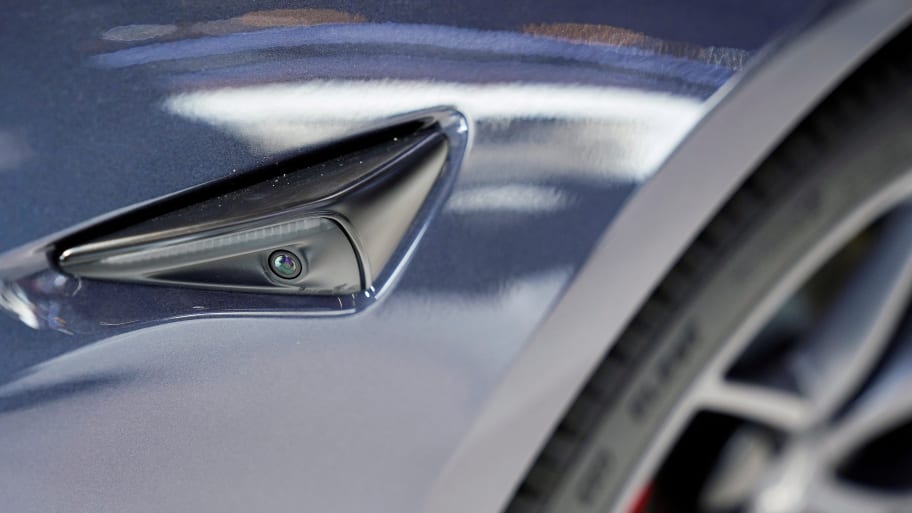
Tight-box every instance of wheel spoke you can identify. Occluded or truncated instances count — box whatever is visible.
[699,426,778,512]
[743,443,815,513]
[789,205,912,419]
[824,315,912,463]
[743,448,910,513]
[701,380,812,432]
[808,475,910,513]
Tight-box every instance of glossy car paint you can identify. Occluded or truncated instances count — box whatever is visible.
[0,1,879,512]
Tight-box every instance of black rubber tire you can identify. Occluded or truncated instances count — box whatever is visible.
[506,27,912,513]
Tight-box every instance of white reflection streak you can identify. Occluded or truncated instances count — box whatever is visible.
[0,282,40,329]
[446,185,569,214]
[165,80,704,178]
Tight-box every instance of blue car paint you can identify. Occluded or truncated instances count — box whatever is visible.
[0,1,834,511]
[0,0,800,372]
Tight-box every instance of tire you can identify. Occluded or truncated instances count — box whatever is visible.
[506,27,912,513]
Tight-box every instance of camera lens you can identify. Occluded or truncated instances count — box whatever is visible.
[268,250,303,279]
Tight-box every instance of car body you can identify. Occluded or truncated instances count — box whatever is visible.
[1,1,910,512]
